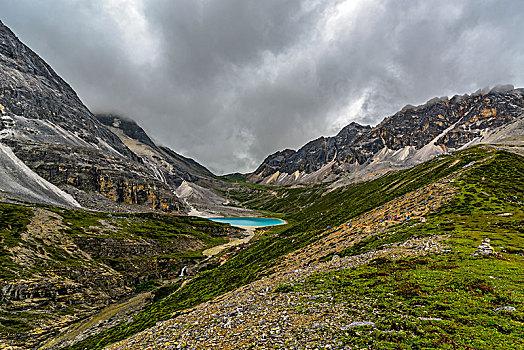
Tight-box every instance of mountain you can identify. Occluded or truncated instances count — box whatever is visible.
[0,20,222,212]
[251,122,371,184]
[250,86,524,185]
[94,114,257,217]
[94,114,215,186]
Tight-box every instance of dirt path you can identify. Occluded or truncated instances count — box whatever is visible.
[202,226,257,256]
[202,220,287,257]
[40,292,151,349]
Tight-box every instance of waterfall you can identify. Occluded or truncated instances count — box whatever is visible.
[179,265,187,277]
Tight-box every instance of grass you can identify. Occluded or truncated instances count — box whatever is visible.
[48,207,229,244]
[226,147,490,239]
[0,202,33,252]
[218,172,249,183]
[288,148,524,349]
[297,253,523,349]
[66,146,513,349]
[0,203,33,279]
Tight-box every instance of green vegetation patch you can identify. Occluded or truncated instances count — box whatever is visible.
[296,252,524,349]
[0,203,33,279]
[227,147,490,239]
[66,147,524,349]
[0,202,33,244]
[0,318,33,334]
[135,280,160,293]
[49,207,229,248]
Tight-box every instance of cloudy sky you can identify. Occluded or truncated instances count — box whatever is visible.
[1,0,523,174]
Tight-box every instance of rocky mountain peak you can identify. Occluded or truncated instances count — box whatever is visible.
[95,113,158,150]
[250,87,524,185]
[0,20,132,157]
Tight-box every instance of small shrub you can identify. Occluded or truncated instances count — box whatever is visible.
[395,281,422,297]
[135,280,159,293]
[467,278,494,295]
[152,281,183,302]
[274,284,295,293]
[370,257,392,266]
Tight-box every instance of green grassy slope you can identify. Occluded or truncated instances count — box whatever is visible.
[0,203,33,280]
[0,205,230,340]
[0,205,229,280]
[225,147,490,236]
[289,149,524,349]
[65,146,521,349]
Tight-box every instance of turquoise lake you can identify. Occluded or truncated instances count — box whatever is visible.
[207,217,286,227]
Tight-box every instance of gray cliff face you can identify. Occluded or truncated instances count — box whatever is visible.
[0,20,190,211]
[251,87,524,185]
[253,123,371,179]
[356,87,524,157]
[0,20,130,157]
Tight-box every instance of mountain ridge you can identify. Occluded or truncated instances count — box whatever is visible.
[249,86,524,185]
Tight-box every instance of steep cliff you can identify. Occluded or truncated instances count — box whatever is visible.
[0,20,188,211]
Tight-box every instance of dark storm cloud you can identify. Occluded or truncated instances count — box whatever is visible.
[1,0,523,173]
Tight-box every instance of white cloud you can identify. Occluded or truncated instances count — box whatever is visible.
[102,0,160,65]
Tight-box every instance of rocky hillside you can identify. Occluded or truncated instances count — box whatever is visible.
[0,20,219,212]
[94,114,259,217]
[0,201,237,349]
[94,114,215,187]
[250,86,524,185]
[63,146,524,350]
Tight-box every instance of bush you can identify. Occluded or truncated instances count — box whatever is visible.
[467,278,494,295]
[135,280,159,293]
[274,284,295,293]
[395,281,422,297]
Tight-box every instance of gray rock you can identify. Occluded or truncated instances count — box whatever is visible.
[473,238,495,256]
[494,306,516,312]
[341,321,375,329]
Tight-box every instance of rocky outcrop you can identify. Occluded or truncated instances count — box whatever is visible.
[250,87,524,185]
[251,123,370,183]
[94,114,248,214]
[473,238,495,256]
[73,237,203,260]
[4,140,182,211]
[0,20,189,211]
